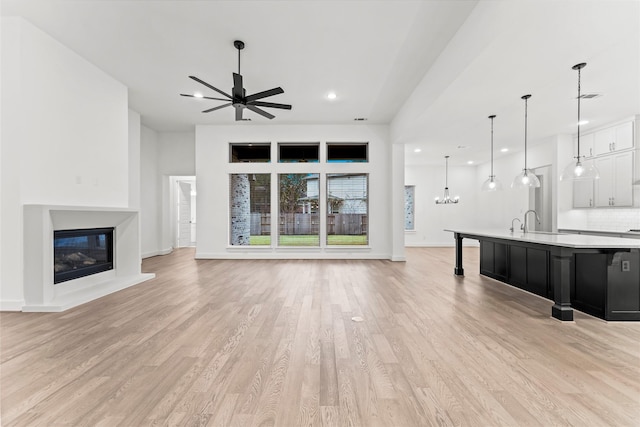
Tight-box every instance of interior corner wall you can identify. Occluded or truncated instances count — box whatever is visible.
[195,124,396,259]
[1,17,130,310]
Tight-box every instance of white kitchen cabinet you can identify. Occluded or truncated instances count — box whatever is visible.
[573,178,594,208]
[593,121,634,156]
[594,151,633,207]
[573,132,594,158]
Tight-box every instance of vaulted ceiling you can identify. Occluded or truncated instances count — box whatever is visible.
[3,1,639,165]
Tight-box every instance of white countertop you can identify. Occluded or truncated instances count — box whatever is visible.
[444,228,640,249]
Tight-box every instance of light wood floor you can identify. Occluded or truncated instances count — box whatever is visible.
[2,247,640,426]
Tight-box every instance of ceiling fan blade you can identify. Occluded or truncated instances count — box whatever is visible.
[202,103,232,113]
[180,93,230,102]
[247,101,292,110]
[246,104,275,120]
[245,87,284,102]
[235,106,243,121]
[189,76,232,99]
[233,73,243,99]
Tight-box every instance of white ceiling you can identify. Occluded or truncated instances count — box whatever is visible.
[3,1,639,166]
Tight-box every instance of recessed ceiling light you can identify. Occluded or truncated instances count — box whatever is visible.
[578,120,589,126]
[193,92,204,98]
[327,92,337,100]
[467,160,474,165]
[500,148,509,152]
[414,148,422,153]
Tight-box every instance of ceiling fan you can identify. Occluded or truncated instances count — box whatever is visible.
[180,40,292,121]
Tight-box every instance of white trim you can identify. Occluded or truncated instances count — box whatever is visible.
[405,241,480,248]
[141,247,173,259]
[196,251,389,260]
[0,299,26,311]
[22,274,155,312]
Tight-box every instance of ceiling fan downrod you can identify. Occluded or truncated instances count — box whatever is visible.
[234,40,244,75]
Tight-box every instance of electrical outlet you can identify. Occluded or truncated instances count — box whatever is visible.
[622,260,631,272]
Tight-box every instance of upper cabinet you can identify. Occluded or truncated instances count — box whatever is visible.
[571,118,636,209]
[594,152,634,207]
[573,132,594,158]
[593,121,634,156]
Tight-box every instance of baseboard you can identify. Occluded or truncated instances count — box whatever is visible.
[405,242,480,248]
[142,247,173,259]
[195,251,389,260]
[0,299,25,312]
[22,273,155,312]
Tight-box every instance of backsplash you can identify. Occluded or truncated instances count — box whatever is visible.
[587,208,640,231]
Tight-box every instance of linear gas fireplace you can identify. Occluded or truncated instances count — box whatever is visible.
[54,228,114,284]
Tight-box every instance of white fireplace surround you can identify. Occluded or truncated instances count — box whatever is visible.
[23,205,154,312]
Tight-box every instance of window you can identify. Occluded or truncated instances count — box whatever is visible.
[278,173,319,246]
[229,174,271,245]
[327,174,368,245]
[278,143,319,163]
[405,185,415,231]
[230,143,270,163]
[327,143,368,163]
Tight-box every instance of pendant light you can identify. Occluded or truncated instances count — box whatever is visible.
[481,114,503,191]
[560,62,600,181]
[511,94,541,188]
[435,155,459,204]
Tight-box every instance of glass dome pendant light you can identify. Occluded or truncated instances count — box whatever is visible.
[511,94,541,188]
[560,62,600,181]
[481,114,503,191]
[435,155,460,204]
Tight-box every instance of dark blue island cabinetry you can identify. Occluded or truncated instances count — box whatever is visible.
[448,229,640,321]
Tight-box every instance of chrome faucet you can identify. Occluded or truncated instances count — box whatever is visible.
[510,218,522,233]
[523,209,541,233]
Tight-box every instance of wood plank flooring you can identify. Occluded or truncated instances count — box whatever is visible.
[2,247,640,426]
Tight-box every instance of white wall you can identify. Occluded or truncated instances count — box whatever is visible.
[475,136,560,232]
[128,110,141,209]
[1,18,24,310]
[195,124,402,259]
[1,18,131,310]
[139,130,195,257]
[18,20,129,206]
[405,136,568,247]
[405,163,479,246]
[140,125,161,257]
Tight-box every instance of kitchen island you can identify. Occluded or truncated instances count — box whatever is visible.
[445,229,640,321]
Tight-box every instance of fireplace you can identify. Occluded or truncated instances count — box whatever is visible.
[54,228,114,284]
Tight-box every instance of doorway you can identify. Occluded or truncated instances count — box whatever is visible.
[530,165,552,232]
[173,177,196,247]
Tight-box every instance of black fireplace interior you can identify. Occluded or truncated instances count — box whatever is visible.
[54,228,114,284]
